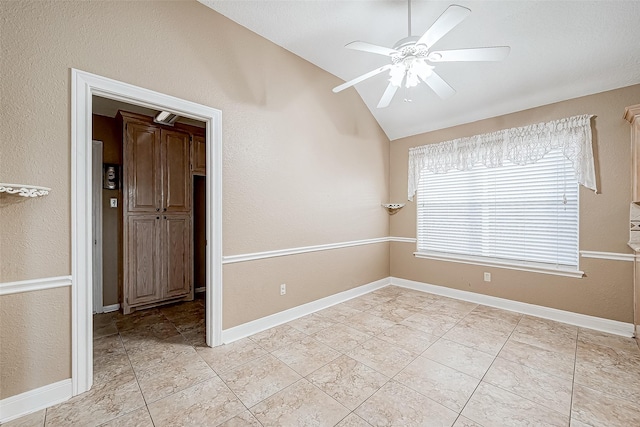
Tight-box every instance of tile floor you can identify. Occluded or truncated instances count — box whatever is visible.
[6,286,640,426]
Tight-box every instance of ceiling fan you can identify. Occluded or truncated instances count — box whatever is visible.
[332,1,511,108]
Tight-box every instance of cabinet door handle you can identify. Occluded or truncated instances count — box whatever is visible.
[164,216,167,220]
[156,208,160,212]
[156,216,160,219]
[163,208,167,212]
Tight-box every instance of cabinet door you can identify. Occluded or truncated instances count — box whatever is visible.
[126,215,161,306]
[162,129,191,212]
[192,134,206,175]
[162,214,191,298]
[125,122,161,212]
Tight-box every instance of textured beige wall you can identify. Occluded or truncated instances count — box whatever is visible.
[390,85,640,323]
[0,0,389,399]
[223,243,390,329]
[0,287,71,399]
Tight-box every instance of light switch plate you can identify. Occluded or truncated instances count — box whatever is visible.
[110,198,118,208]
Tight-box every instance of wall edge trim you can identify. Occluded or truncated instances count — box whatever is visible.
[222,236,414,264]
[0,378,72,424]
[579,250,635,262]
[0,276,72,296]
[221,277,391,343]
[102,304,120,313]
[391,277,634,337]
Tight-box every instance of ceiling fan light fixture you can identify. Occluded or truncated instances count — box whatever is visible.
[389,64,406,87]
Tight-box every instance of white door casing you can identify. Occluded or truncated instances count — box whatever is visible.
[71,69,223,396]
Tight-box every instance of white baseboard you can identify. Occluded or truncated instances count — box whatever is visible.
[102,304,120,313]
[391,277,634,337]
[0,379,72,423]
[195,287,206,293]
[221,277,391,343]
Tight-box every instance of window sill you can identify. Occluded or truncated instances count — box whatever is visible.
[413,251,584,278]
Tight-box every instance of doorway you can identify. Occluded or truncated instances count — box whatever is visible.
[71,69,223,396]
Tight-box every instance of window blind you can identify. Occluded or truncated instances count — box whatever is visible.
[417,148,579,269]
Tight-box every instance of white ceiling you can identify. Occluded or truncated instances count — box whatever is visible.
[199,0,640,140]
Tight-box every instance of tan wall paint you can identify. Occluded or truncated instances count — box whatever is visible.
[0,287,71,399]
[223,243,390,329]
[0,0,389,399]
[390,85,640,323]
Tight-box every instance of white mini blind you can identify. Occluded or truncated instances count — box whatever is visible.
[417,148,579,269]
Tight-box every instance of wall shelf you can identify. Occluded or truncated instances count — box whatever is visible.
[382,203,405,215]
[0,183,51,198]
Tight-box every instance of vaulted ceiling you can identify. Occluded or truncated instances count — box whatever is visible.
[200,0,640,140]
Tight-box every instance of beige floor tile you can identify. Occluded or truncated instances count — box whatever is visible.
[395,356,480,412]
[335,413,373,427]
[94,312,118,338]
[125,334,193,369]
[119,322,182,354]
[2,409,45,427]
[311,322,372,353]
[147,376,245,426]
[45,370,145,427]
[342,296,380,312]
[250,379,349,426]
[343,312,396,336]
[355,380,458,427]
[376,323,438,355]
[134,350,216,403]
[430,298,478,318]
[400,312,459,337]
[114,310,165,332]
[452,416,483,427]
[249,324,307,352]
[484,357,572,415]
[307,355,388,410]
[98,407,154,427]
[316,303,364,322]
[272,336,340,376]
[574,340,640,403]
[510,316,577,356]
[442,323,510,356]
[458,306,521,336]
[461,382,569,427]
[371,286,404,297]
[499,338,575,380]
[219,354,301,407]
[569,419,591,427]
[578,328,640,354]
[196,337,268,373]
[571,384,640,427]
[93,335,132,386]
[287,313,336,335]
[390,293,438,310]
[217,410,262,426]
[365,304,417,323]
[422,338,495,379]
[347,337,417,377]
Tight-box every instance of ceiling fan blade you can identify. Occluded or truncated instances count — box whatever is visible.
[345,41,399,56]
[416,5,471,48]
[428,46,511,62]
[377,83,399,108]
[421,71,456,99]
[332,64,392,93]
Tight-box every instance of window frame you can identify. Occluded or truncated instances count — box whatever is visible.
[413,150,584,278]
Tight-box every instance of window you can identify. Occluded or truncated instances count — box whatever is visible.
[416,148,580,275]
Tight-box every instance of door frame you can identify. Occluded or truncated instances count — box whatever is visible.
[92,140,104,314]
[71,69,223,396]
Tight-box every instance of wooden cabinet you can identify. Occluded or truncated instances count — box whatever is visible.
[120,112,193,314]
[192,134,206,175]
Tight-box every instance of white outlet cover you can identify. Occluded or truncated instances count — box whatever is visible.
[110,198,118,208]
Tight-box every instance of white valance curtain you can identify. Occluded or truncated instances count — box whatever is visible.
[407,114,596,201]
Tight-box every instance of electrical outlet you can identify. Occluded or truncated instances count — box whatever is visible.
[280,283,286,295]
[483,272,491,282]
[110,198,118,208]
